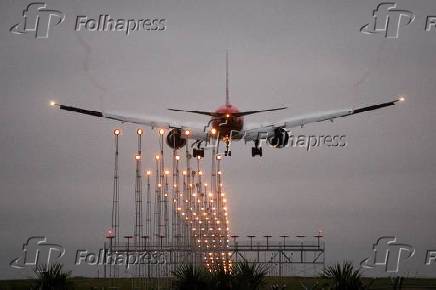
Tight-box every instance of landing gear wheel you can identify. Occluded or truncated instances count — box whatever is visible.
[251,147,262,157]
[193,148,204,158]
[224,140,232,157]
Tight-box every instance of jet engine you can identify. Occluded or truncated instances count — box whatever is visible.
[267,128,289,148]
[166,128,187,149]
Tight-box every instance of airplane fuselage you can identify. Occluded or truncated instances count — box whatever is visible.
[211,104,244,140]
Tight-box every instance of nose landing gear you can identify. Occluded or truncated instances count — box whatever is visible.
[251,140,262,157]
[224,138,231,156]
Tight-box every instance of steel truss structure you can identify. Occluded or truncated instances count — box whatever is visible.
[103,128,325,283]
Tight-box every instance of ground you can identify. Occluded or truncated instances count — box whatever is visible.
[1,277,436,290]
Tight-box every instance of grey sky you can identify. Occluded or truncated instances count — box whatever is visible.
[1,0,436,279]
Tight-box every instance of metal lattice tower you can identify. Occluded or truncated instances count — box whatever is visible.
[104,128,325,287]
[134,129,144,280]
[111,129,121,246]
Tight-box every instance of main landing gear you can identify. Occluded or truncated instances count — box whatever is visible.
[251,140,262,157]
[193,148,205,158]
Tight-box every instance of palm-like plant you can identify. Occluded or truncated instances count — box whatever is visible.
[173,264,208,290]
[391,276,404,290]
[33,263,72,290]
[232,261,268,290]
[173,262,268,290]
[207,264,233,290]
[321,261,366,290]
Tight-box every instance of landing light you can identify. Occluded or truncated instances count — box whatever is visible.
[211,128,217,135]
[226,114,230,118]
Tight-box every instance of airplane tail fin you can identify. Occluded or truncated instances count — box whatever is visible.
[226,50,230,106]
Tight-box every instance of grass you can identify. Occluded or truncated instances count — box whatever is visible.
[1,276,436,290]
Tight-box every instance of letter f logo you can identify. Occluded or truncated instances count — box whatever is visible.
[361,236,415,273]
[10,2,65,39]
[361,2,415,39]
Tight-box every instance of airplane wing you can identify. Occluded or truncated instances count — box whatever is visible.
[243,97,404,142]
[51,102,209,140]
[168,107,287,117]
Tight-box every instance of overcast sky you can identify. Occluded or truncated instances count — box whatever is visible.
[1,0,436,279]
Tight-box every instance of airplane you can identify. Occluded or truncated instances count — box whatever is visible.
[50,54,405,157]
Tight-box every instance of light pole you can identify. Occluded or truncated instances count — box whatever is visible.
[247,235,256,250]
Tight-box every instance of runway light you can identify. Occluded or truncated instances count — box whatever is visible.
[137,128,143,135]
[165,170,170,175]
[185,129,191,135]
[135,154,141,160]
[113,129,121,135]
[216,155,222,160]
[146,170,152,176]
[211,128,217,135]
[226,114,230,118]
[155,155,160,160]
[159,128,165,135]
[175,155,180,160]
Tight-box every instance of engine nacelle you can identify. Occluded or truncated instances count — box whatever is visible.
[267,128,289,148]
[166,128,187,149]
